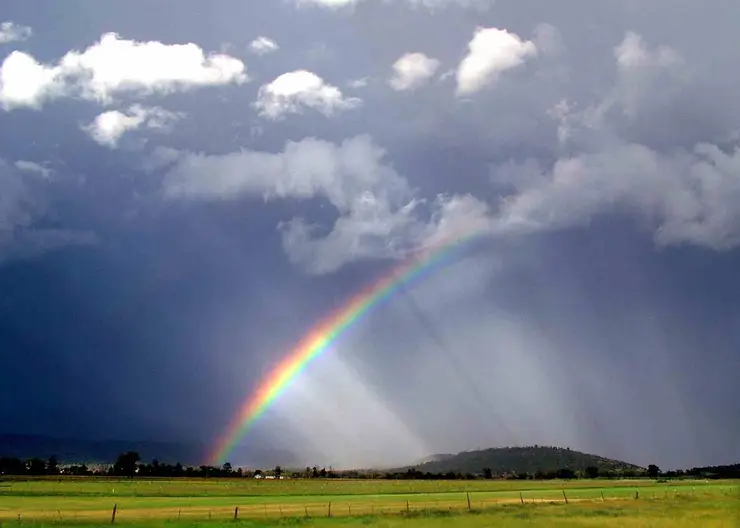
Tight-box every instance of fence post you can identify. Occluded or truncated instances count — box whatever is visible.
[178,509,181,520]
[520,492,524,505]
[328,502,332,518]
[305,505,309,518]
[111,504,118,524]
[467,492,471,511]
[601,490,605,501]
[635,489,639,500]
[234,506,239,520]
[562,491,568,504]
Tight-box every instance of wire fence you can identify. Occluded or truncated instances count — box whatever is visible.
[3,486,737,524]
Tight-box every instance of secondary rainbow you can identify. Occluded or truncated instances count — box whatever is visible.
[207,230,485,466]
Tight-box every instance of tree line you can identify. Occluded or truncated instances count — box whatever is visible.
[1,451,738,480]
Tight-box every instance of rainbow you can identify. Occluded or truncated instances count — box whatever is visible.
[207,231,485,466]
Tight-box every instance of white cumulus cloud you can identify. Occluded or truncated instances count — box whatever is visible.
[295,0,359,8]
[0,21,32,44]
[456,27,538,96]
[389,52,440,91]
[280,190,492,274]
[295,0,493,9]
[14,160,52,179]
[492,141,740,251]
[347,77,370,88]
[610,31,687,120]
[254,70,361,120]
[480,29,740,254]
[491,134,740,252]
[83,105,182,148]
[248,36,279,55]
[0,32,247,110]
[163,135,407,207]
[0,51,64,109]
[163,134,488,273]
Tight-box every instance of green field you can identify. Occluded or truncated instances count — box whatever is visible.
[0,477,737,527]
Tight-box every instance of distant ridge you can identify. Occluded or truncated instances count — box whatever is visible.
[404,446,643,476]
[0,434,301,467]
[0,434,205,465]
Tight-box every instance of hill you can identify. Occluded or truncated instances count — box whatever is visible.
[405,446,643,476]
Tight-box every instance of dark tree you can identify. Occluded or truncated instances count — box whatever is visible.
[585,466,599,479]
[555,468,576,479]
[274,465,282,479]
[65,464,90,476]
[113,451,140,478]
[47,455,59,475]
[222,462,233,474]
[0,457,25,475]
[647,464,660,478]
[26,457,46,475]
[483,467,493,479]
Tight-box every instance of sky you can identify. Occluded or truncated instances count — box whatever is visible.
[1,0,739,471]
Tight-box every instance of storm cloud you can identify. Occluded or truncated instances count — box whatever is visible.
[1,0,739,470]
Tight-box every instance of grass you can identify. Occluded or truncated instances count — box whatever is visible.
[0,477,737,526]
[1,476,728,497]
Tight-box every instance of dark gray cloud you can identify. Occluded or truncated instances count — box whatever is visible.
[0,0,739,470]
